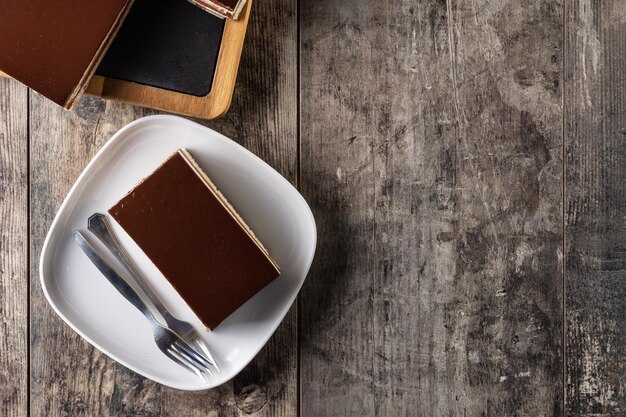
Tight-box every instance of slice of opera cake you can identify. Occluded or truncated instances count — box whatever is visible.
[109,149,280,330]
[0,0,133,109]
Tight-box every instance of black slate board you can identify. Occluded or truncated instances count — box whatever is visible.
[97,0,225,97]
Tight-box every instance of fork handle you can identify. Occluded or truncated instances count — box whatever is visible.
[88,213,170,315]
[73,231,158,325]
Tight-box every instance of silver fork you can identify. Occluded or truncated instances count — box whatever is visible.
[86,213,219,373]
[73,230,208,381]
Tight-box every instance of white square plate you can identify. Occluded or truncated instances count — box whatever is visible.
[39,115,316,390]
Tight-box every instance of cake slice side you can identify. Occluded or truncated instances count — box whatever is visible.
[178,148,279,272]
[65,0,135,109]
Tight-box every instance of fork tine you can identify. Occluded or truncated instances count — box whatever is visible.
[171,342,212,373]
[163,347,201,376]
[194,339,220,373]
[174,338,215,370]
[167,348,209,383]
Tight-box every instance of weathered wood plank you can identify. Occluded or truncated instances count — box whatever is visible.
[29,0,297,415]
[0,79,28,417]
[299,2,377,415]
[565,1,626,415]
[300,0,563,415]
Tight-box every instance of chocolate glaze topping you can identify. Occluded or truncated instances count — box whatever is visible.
[109,150,280,330]
[0,0,131,107]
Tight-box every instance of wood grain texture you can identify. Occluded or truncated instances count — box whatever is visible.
[300,0,563,415]
[28,0,297,415]
[1,0,622,414]
[565,1,626,415]
[0,79,28,417]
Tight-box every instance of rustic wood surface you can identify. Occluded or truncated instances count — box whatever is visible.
[565,1,626,415]
[300,0,563,415]
[0,79,28,417]
[0,0,624,416]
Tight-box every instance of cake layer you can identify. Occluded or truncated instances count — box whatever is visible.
[109,149,280,330]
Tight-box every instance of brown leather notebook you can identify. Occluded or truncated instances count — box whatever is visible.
[0,0,133,109]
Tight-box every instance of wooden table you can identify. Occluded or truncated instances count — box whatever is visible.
[1,1,624,416]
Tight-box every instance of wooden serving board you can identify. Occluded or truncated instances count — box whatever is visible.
[0,0,251,119]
